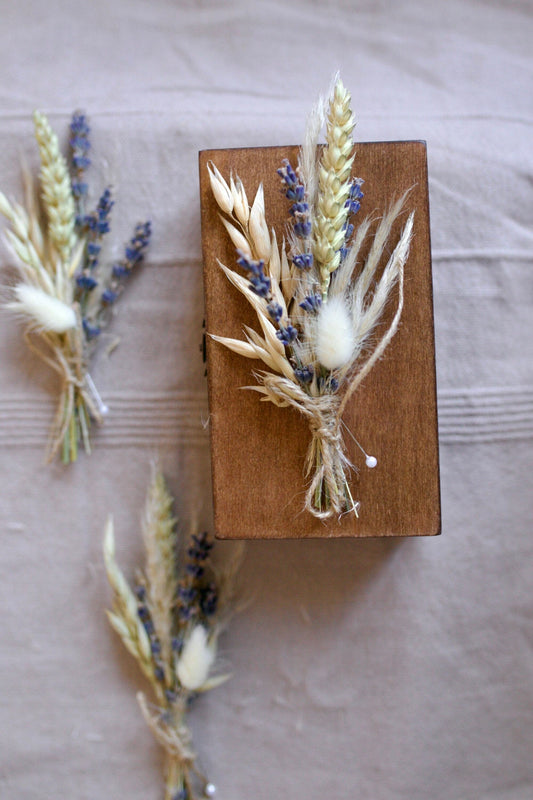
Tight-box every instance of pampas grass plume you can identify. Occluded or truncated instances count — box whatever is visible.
[7,283,76,333]
[177,625,216,691]
[315,295,355,370]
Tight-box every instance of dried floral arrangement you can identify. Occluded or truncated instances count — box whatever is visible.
[104,466,243,800]
[0,111,151,463]
[207,77,414,520]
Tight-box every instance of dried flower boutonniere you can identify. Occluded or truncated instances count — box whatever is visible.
[207,77,414,520]
[0,111,151,463]
[104,467,243,800]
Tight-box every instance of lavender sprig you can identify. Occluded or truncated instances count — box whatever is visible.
[82,220,152,340]
[278,159,313,269]
[176,531,217,625]
[236,249,271,299]
[340,178,364,259]
[105,221,152,303]
[69,111,91,218]
[75,188,114,315]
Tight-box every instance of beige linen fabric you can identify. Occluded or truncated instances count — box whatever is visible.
[0,1,532,798]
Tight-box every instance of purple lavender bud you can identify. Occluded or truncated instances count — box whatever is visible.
[293,220,312,238]
[70,135,91,151]
[200,583,218,617]
[249,273,271,298]
[76,274,98,290]
[285,185,305,202]
[112,263,130,278]
[186,563,204,578]
[346,199,361,215]
[294,365,314,384]
[277,159,298,187]
[70,112,90,136]
[349,178,364,200]
[276,325,298,345]
[101,288,117,305]
[69,113,91,172]
[82,319,101,339]
[178,585,197,602]
[72,155,91,170]
[267,302,283,323]
[289,202,309,216]
[292,253,313,270]
[299,294,322,313]
[72,181,88,197]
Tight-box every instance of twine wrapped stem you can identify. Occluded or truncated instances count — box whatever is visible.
[23,305,104,462]
[137,692,206,800]
[258,374,356,519]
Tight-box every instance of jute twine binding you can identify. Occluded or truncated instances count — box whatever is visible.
[137,692,206,800]
[260,266,405,520]
[23,305,104,461]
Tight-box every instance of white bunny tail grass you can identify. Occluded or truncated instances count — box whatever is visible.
[6,283,76,333]
[315,295,355,371]
[176,625,216,692]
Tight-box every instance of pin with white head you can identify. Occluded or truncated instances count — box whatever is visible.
[85,372,109,416]
[341,422,377,469]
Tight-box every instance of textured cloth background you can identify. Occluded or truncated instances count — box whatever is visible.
[0,1,532,799]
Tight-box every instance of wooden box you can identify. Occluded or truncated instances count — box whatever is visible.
[200,142,440,539]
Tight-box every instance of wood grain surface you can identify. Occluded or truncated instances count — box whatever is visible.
[200,142,440,539]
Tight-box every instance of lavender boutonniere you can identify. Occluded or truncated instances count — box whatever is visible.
[207,77,414,520]
[0,111,151,463]
[104,466,243,800]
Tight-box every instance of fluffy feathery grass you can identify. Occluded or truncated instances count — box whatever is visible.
[208,77,414,520]
[0,110,151,463]
[104,465,243,800]
[6,284,77,333]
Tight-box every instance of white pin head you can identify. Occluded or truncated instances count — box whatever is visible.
[365,455,377,469]
[205,784,217,798]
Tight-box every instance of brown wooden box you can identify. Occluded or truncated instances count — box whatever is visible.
[200,142,440,539]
